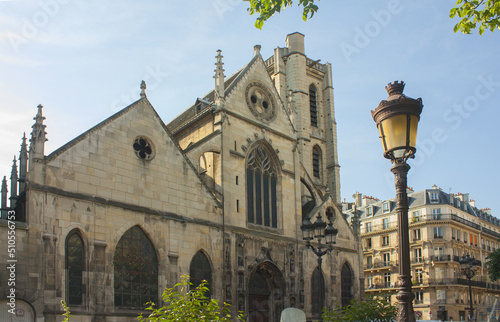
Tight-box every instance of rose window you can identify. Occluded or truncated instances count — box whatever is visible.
[133,136,155,161]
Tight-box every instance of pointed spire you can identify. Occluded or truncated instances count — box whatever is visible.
[214,49,225,101]
[10,156,18,209]
[140,80,147,98]
[1,176,7,219]
[19,133,28,193]
[30,104,47,160]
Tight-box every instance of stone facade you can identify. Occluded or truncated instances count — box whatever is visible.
[0,33,362,322]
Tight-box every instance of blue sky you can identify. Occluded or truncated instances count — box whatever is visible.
[1,0,499,212]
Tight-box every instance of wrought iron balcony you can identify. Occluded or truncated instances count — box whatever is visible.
[364,260,398,270]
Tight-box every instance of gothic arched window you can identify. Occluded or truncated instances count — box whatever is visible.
[312,145,322,179]
[311,266,325,317]
[309,85,318,127]
[246,145,278,228]
[190,251,212,297]
[66,230,84,306]
[341,262,353,307]
[114,226,158,308]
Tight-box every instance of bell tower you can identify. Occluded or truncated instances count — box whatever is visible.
[269,33,341,203]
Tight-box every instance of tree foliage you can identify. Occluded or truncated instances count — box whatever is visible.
[486,247,500,281]
[450,0,500,34]
[137,275,244,322]
[245,0,500,35]
[61,301,72,322]
[322,295,397,322]
[246,0,318,29]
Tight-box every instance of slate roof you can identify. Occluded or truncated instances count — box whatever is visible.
[167,53,260,133]
[345,188,499,227]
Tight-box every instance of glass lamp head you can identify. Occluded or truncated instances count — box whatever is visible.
[300,218,314,241]
[313,215,327,238]
[371,81,423,161]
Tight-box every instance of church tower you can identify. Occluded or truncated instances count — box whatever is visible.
[267,32,341,204]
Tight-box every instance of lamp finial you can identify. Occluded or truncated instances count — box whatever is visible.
[385,81,405,96]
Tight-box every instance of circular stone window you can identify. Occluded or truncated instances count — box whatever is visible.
[245,82,276,122]
[133,136,155,161]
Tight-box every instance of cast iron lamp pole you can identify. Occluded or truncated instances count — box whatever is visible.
[371,81,423,322]
[301,211,338,318]
[460,254,480,321]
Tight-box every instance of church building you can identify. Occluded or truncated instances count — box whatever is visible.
[0,33,362,321]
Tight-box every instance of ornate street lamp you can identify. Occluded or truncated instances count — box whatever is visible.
[301,210,338,318]
[460,254,480,321]
[371,81,423,322]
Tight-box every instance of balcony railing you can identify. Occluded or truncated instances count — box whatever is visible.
[361,222,398,234]
[482,227,500,239]
[430,255,451,262]
[366,278,500,291]
[366,282,395,290]
[412,257,424,264]
[457,278,487,288]
[412,279,424,286]
[364,261,398,270]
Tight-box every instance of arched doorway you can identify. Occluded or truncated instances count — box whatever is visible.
[248,262,285,322]
[0,299,35,321]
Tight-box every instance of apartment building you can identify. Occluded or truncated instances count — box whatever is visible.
[343,186,500,321]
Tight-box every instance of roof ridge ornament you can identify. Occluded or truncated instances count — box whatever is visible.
[18,133,28,192]
[10,156,18,206]
[1,176,7,219]
[214,49,225,101]
[140,80,147,98]
[30,104,48,160]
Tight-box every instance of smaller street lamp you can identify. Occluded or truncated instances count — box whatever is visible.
[301,212,338,265]
[459,254,480,321]
[301,211,338,317]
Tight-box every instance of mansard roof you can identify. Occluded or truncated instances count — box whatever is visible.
[351,188,498,227]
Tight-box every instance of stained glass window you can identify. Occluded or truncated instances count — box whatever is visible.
[311,266,325,316]
[114,226,158,308]
[189,251,212,297]
[66,231,84,305]
[246,145,278,228]
[341,263,353,307]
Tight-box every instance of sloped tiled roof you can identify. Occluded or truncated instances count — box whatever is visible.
[45,98,149,162]
[166,55,260,133]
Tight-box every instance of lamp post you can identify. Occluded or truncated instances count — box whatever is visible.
[460,254,480,321]
[301,210,338,318]
[371,81,423,322]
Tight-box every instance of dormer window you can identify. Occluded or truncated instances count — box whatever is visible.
[430,192,439,203]
[366,206,373,217]
[382,202,390,213]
